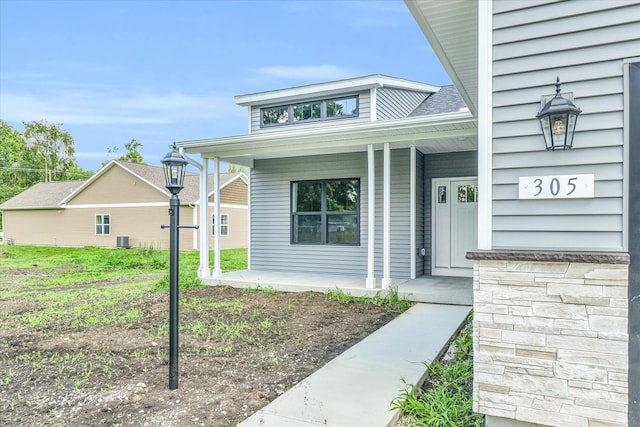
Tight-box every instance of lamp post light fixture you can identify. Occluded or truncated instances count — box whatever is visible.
[536,77,582,151]
[160,143,197,390]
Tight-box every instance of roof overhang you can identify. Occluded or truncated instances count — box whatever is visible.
[404,0,478,115]
[235,74,441,107]
[177,111,477,167]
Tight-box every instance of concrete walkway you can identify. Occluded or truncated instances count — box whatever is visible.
[238,303,472,427]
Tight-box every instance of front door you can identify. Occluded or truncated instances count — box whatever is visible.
[432,177,478,277]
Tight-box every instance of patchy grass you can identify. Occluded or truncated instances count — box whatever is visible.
[392,313,485,427]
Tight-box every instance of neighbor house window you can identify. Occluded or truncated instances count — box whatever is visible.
[261,96,358,127]
[95,214,110,235]
[291,178,359,245]
[212,214,229,236]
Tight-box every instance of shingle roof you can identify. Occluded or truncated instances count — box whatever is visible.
[0,160,245,210]
[409,85,467,117]
[0,180,87,209]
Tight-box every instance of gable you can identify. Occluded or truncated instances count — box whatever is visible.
[219,177,248,205]
[67,164,166,205]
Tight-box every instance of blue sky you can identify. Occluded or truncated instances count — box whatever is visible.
[0,0,450,172]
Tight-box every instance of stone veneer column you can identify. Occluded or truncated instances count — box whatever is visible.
[467,250,629,427]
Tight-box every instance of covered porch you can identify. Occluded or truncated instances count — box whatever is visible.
[203,269,472,305]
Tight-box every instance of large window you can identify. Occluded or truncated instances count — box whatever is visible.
[95,214,110,235]
[212,214,229,236]
[262,96,358,127]
[291,178,359,245]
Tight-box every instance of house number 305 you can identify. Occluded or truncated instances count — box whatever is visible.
[518,174,594,200]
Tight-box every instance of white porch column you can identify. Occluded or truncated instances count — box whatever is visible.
[198,157,210,278]
[410,145,416,279]
[366,144,376,288]
[382,143,392,289]
[212,157,222,279]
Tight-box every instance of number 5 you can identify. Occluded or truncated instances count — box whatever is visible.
[567,177,577,196]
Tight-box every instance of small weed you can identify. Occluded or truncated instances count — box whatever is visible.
[325,287,411,312]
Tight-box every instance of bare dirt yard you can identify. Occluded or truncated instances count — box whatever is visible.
[1,267,409,426]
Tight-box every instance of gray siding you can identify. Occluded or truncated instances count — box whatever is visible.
[490,0,640,251]
[249,90,371,133]
[250,149,415,278]
[423,151,478,275]
[376,88,430,120]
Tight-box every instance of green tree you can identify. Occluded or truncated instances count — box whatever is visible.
[120,139,145,164]
[23,120,77,182]
[227,163,246,174]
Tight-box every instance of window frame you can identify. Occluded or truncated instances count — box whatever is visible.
[290,178,360,246]
[261,95,359,128]
[212,213,229,236]
[95,213,111,236]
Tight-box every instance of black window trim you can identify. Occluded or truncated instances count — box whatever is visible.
[290,178,360,246]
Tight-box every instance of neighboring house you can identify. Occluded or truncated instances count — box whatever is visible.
[405,1,639,427]
[178,74,477,288]
[0,160,248,250]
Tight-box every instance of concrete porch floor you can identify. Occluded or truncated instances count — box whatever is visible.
[203,270,472,305]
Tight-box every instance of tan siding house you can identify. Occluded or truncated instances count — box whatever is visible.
[0,160,248,250]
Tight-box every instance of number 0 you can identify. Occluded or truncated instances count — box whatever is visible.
[550,178,560,196]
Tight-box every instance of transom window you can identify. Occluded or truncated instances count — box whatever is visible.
[212,214,229,236]
[291,178,360,245]
[95,214,110,235]
[262,96,358,127]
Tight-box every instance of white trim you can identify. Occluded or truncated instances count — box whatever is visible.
[63,202,169,209]
[94,213,111,236]
[234,74,440,107]
[247,106,252,134]
[206,203,249,210]
[410,145,416,279]
[212,157,222,278]
[199,157,210,276]
[623,60,637,251]
[212,213,230,237]
[366,144,376,289]
[477,0,493,250]
[178,111,475,153]
[59,160,169,205]
[370,87,377,122]
[192,204,198,250]
[382,143,392,289]
[247,168,251,269]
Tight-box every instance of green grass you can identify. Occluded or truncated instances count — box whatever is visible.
[0,246,248,330]
[391,314,484,427]
[325,286,412,312]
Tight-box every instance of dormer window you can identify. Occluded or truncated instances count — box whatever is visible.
[261,95,358,127]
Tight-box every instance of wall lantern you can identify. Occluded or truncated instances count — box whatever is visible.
[536,77,582,151]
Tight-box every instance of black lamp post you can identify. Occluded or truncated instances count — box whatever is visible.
[536,77,582,151]
[160,143,193,390]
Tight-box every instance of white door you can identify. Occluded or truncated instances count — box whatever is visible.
[432,177,478,277]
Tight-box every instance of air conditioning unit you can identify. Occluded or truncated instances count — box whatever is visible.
[116,236,130,249]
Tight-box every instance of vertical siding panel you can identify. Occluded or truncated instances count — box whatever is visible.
[376,88,430,120]
[490,0,639,251]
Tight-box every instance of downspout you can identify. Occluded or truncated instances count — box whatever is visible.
[178,148,211,278]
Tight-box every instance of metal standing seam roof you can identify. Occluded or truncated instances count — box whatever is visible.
[0,160,244,210]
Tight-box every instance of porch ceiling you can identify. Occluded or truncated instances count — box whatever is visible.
[404,0,478,116]
[177,112,477,167]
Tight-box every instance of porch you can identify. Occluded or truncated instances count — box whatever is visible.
[203,270,472,306]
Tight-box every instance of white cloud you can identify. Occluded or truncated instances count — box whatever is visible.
[256,65,357,82]
[0,89,242,126]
